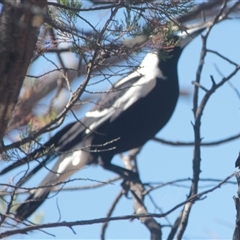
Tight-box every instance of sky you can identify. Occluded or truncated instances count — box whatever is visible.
[1,1,240,240]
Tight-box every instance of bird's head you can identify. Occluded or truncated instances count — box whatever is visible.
[162,24,206,49]
[154,24,206,62]
[177,25,207,49]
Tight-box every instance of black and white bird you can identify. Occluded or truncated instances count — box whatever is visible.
[1,25,205,220]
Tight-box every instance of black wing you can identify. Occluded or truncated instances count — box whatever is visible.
[0,54,154,175]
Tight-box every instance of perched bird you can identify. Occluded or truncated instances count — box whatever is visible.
[1,25,205,220]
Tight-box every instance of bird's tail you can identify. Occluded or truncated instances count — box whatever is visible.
[0,122,76,176]
[15,149,92,221]
[16,187,51,220]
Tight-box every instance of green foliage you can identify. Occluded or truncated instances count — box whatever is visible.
[7,195,19,213]
[49,0,193,60]
[162,23,181,46]
[19,121,39,153]
[0,194,44,225]
[123,6,142,37]
[0,194,18,215]
[57,0,82,23]
[32,210,44,224]
[1,120,41,162]
[0,196,6,213]
[158,0,194,18]
[156,23,182,61]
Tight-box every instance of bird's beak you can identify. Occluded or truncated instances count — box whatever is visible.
[179,25,206,48]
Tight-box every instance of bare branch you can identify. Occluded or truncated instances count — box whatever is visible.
[0,171,235,239]
[121,152,162,240]
[176,2,230,239]
[153,132,240,147]
[101,191,123,240]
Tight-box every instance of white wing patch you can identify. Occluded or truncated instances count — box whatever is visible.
[85,52,165,134]
[57,150,82,176]
[33,150,86,195]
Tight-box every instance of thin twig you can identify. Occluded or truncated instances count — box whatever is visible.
[101,191,123,240]
[0,171,235,239]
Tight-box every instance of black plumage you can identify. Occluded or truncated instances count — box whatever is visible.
[235,153,240,168]
[1,26,205,220]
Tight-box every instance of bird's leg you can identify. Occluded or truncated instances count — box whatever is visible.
[98,154,140,196]
[120,149,142,196]
[101,161,139,181]
[103,162,140,196]
[122,147,142,172]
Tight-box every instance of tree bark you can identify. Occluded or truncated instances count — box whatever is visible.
[0,0,47,142]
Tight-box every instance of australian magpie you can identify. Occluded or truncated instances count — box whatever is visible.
[1,25,205,220]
